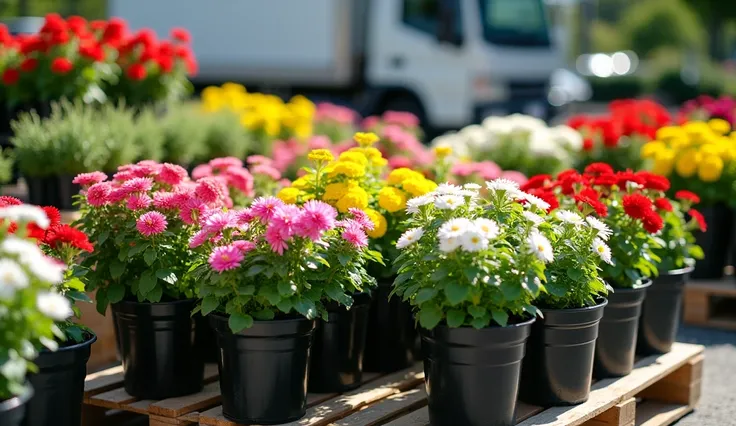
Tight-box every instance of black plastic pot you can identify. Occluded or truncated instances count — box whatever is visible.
[309,293,371,393]
[363,279,418,373]
[693,203,732,279]
[112,299,204,399]
[594,280,651,378]
[0,388,33,426]
[195,313,218,363]
[637,267,693,355]
[57,175,80,211]
[421,317,534,426]
[519,298,607,406]
[26,176,60,207]
[22,334,97,426]
[211,314,316,425]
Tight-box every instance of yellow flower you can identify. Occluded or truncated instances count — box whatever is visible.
[433,145,453,158]
[372,157,388,167]
[388,168,424,185]
[293,122,313,139]
[354,132,380,147]
[336,187,369,212]
[708,118,731,135]
[323,182,349,201]
[698,155,724,182]
[640,141,666,159]
[655,126,686,141]
[652,149,675,176]
[222,82,246,93]
[240,113,262,130]
[264,119,281,137]
[365,209,387,238]
[277,187,301,204]
[683,121,711,139]
[308,149,335,163]
[291,176,313,190]
[338,151,369,166]
[378,187,408,213]
[675,151,701,178]
[402,178,437,196]
[330,161,366,178]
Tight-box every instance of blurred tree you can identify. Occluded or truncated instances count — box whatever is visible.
[591,20,627,52]
[621,0,705,58]
[0,0,105,18]
[683,0,736,60]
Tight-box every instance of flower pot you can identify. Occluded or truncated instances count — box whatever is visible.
[26,176,60,207]
[363,279,418,373]
[0,388,33,426]
[519,298,607,406]
[112,299,205,399]
[693,203,732,279]
[420,317,534,426]
[309,292,372,393]
[637,267,693,355]
[195,313,218,363]
[22,333,97,426]
[210,314,316,425]
[594,280,651,378]
[57,175,80,211]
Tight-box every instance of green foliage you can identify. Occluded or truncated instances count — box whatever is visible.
[651,198,704,271]
[588,76,646,102]
[196,110,252,163]
[132,108,166,162]
[160,104,208,166]
[591,21,628,53]
[621,0,705,58]
[0,148,13,184]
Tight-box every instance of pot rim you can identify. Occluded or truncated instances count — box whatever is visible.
[0,386,33,412]
[659,265,695,276]
[431,314,536,331]
[209,312,310,326]
[47,331,98,353]
[114,298,195,307]
[539,296,608,314]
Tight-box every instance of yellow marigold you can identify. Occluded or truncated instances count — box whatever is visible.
[308,149,335,163]
[277,187,301,204]
[264,119,281,137]
[698,155,724,182]
[291,176,313,190]
[433,145,453,158]
[683,121,711,138]
[655,126,686,141]
[372,157,388,167]
[354,132,380,147]
[652,149,675,176]
[338,151,369,166]
[402,178,437,196]
[378,187,408,213]
[388,168,424,185]
[330,161,366,178]
[640,141,666,159]
[336,187,369,212]
[675,151,701,178]
[709,118,731,135]
[293,122,313,139]
[323,182,349,201]
[365,209,388,238]
[222,82,246,93]
[240,113,262,130]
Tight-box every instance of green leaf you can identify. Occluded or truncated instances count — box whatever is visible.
[337,253,351,267]
[246,264,266,277]
[430,266,450,282]
[394,272,413,286]
[201,295,219,316]
[252,309,275,320]
[238,285,255,296]
[566,268,583,281]
[97,230,110,245]
[491,309,509,327]
[468,305,486,319]
[138,270,157,295]
[64,277,86,291]
[470,316,490,329]
[144,248,158,266]
[546,279,567,297]
[445,282,470,305]
[278,281,296,297]
[294,299,317,319]
[229,313,254,333]
[276,298,293,314]
[418,305,442,329]
[146,285,163,302]
[95,290,108,315]
[463,266,481,283]
[107,282,125,304]
[415,288,437,304]
[67,290,92,303]
[109,260,125,280]
[446,309,466,327]
[259,287,282,305]
[156,269,178,285]
[128,242,149,258]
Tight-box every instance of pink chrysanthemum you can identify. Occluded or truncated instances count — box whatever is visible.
[232,240,256,254]
[342,226,368,248]
[348,208,374,231]
[210,157,243,170]
[246,155,272,166]
[136,211,168,236]
[179,198,207,225]
[121,177,154,194]
[208,244,244,273]
[157,163,188,186]
[113,170,136,182]
[189,229,211,249]
[204,211,236,234]
[107,188,128,203]
[195,177,225,204]
[235,208,255,225]
[130,162,161,178]
[265,225,289,255]
[223,167,255,196]
[86,182,112,206]
[295,201,338,240]
[73,171,108,186]
[251,197,284,223]
[270,204,301,239]
[191,164,213,180]
[251,164,282,181]
[153,191,178,209]
[126,193,153,210]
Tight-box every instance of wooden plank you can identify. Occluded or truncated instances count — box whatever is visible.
[516,343,704,426]
[88,386,137,409]
[84,365,124,398]
[582,398,636,426]
[686,280,736,296]
[638,355,704,406]
[331,388,427,426]
[516,402,545,423]
[635,401,692,426]
[149,414,197,425]
[148,382,222,417]
[384,406,428,426]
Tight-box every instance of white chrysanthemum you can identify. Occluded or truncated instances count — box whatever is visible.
[461,229,489,252]
[586,216,612,241]
[26,255,65,284]
[439,235,461,253]
[406,194,434,214]
[473,218,500,240]
[556,210,584,225]
[435,183,465,195]
[438,218,472,240]
[486,178,520,192]
[550,125,584,151]
[523,211,544,225]
[482,116,512,136]
[592,237,613,265]
[396,227,425,249]
[520,192,551,211]
[0,259,29,300]
[507,113,548,135]
[463,183,482,190]
[0,205,50,229]
[1,236,42,259]
[434,194,465,210]
[528,231,554,263]
[36,292,73,321]
[459,124,493,150]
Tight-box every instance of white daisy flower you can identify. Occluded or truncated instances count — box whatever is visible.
[434,194,465,210]
[528,231,554,263]
[586,216,612,241]
[461,229,489,252]
[436,183,465,195]
[396,227,425,249]
[36,292,73,321]
[0,205,50,229]
[523,211,544,226]
[592,237,614,265]
[1,236,42,259]
[485,178,520,192]
[463,183,482,190]
[520,192,551,211]
[0,259,29,300]
[439,235,461,253]
[438,218,473,240]
[473,218,500,240]
[556,210,584,225]
[406,194,434,214]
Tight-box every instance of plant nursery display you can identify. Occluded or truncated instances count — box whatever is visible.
[186,197,379,424]
[678,95,736,127]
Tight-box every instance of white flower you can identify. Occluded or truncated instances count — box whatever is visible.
[486,178,520,192]
[528,231,554,263]
[461,229,488,252]
[435,183,465,195]
[592,237,613,265]
[36,292,73,321]
[434,194,465,210]
[523,211,544,226]
[586,216,612,241]
[520,192,551,211]
[459,124,493,150]
[406,194,434,214]
[463,183,482,190]
[438,218,472,240]
[0,259,28,300]
[556,210,584,225]
[0,205,50,229]
[550,125,584,151]
[26,257,65,284]
[396,227,425,249]
[1,236,42,259]
[473,218,500,240]
[439,236,461,253]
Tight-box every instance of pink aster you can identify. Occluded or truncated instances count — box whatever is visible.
[204,211,236,234]
[73,171,108,186]
[136,211,168,236]
[235,208,256,225]
[348,208,374,231]
[179,198,206,225]
[232,240,256,254]
[113,170,136,182]
[191,164,213,180]
[250,197,284,223]
[195,177,226,204]
[294,201,338,240]
[189,229,212,248]
[86,182,112,206]
[246,155,273,166]
[107,188,128,203]
[157,163,188,186]
[270,204,301,239]
[126,193,153,210]
[208,244,244,273]
[223,167,255,196]
[251,164,282,181]
[265,225,289,255]
[210,157,243,170]
[121,177,154,194]
[500,170,528,186]
[342,226,368,248]
[153,191,178,209]
[130,161,161,177]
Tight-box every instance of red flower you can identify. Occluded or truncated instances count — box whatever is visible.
[102,18,127,45]
[582,137,594,151]
[556,170,583,195]
[688,209,707,232]
[50,57,73,74]
[0,196,22,207]
[654,198,673,212]
[2,68,19,85]
[574,194,608,216]
[584,162,614,176]
[49,30,70,45]
[79,44,105,62]
[171,27,191,43]
[156,55,174,73]
[42,206,62,226]
[126,63,147,81]
[44,224,94,253]
[592,173,618,187]
[90,20,107,32]
[637,171,670,192]
[675,190,701,204]
[622,193,654,220]
[616,170,645,188]
[20,58,38,72]
[642,211,664,233]
[66,16,87,35]
[520,174,551,192]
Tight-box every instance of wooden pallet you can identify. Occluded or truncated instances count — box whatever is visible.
[82,342,703,426]
[684,280,736,330]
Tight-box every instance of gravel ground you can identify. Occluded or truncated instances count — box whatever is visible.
[674,326,736,425]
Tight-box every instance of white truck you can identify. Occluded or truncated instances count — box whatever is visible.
[108,0,563,132]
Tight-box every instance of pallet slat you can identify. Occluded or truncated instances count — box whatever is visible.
[684,280,736,330]
[635,401,692,426]
[332,388,427,426]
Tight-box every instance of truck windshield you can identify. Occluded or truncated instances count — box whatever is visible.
[477,0,550,47]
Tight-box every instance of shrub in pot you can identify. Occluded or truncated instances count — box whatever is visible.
[0,148,13,185]
[76,161,230,399]
[160,104,208,168]
[393,179,553,426]
[186,197,378,424]
[0,202,73,426]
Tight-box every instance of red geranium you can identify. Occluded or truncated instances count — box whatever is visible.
[622,193,654,220]
[50,57,73,74]
[44,224,94,253]
[688,209,707,232]
[520,174,551,192]
[2,68,19,85]
[642,211,664,233]
[654,198,673,212]
[584,162,614,176]
[675,191,701,204]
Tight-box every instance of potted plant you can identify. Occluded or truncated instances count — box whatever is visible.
[393,179,552,426]
[518,205,610,406]
[0,202,72,426]
[160,104,208,168]
[186,198,377,424]
[75,161,228,399]
[638,187,705,355]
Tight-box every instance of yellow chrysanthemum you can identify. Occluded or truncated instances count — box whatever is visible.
[277,187,301,204]
[387,168,424,185]
[264,119,281,137]
[291,176,313,190]
[651,149,675,176]
[308,149,335,163]
[323,182,349,201]
[708,118,731,135]
[330,161,366,178]
[640,141,666,159]
[433,145,453,158]
[698,155,724,182]
[222,82,246,93]
[354,132,380,147]
[675,151,701,178]
[336,187,369,212]
[683,121,712,139]
[372,157,388,167]
[378,187,408,213]
[365,208,387,238]
[338,151,369,166]
[655,126,686,141]
[402,178,437,197]
[240,113,262,130]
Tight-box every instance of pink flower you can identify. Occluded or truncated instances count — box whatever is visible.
[204,211,236,234]
[121,177,154,194]
[251,164,281,180]
[113,170,136,182]
[388,156,413,170]
[208,244,244,273]
[362,115,380,130]
[271,140,301,173]
[247,155,273,166]
[136,211,168,236]
[342,225,368,248]
[307,135,331,150]
[232,240,256,254]
[383,110,420,128]
[271,204,302,239]
[153,191,178,209]
[126,193,153,210]
[107,188,128,203]
[278,178,291,187]
[191,164,213,180]
[451,162,476,177]
[348,208,374,231]
[157,163,188,185]
[265,225,289,255]
[500,170,528,186]
[86,182,112,206]
[195,177,225,203]
[189,229,211,248]
[251,197,284,223]
[131,162,161,177]
[73,171,107,186]
[223,167,255,196]
[179,198,206,225]
[210,157,243,170]
[475,161,502,180]
[295,201,338,240]
[235,208,255,225]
